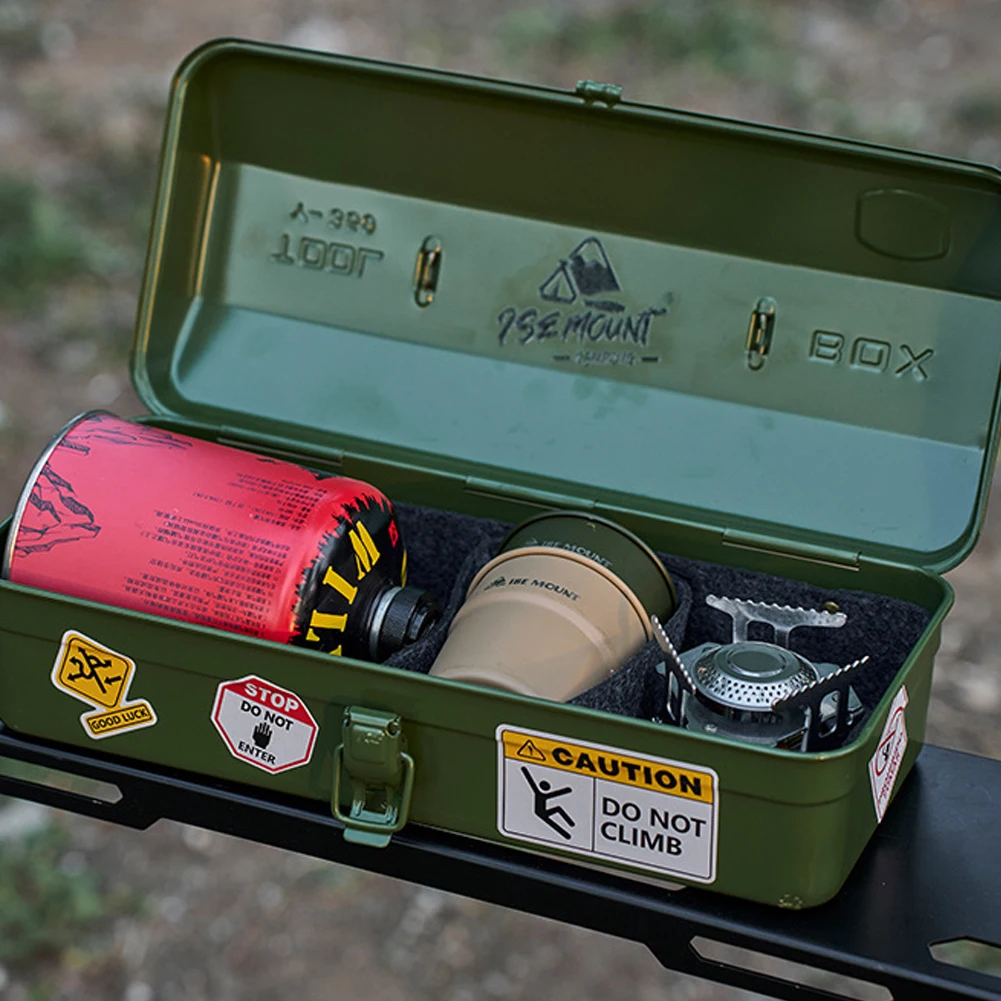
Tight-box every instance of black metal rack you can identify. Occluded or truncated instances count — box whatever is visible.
[1,724,998,1001]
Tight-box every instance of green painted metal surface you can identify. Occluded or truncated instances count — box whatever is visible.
[136,40,1001,573]
[0,429,953,907]
[499,511,678,618]
[0,38,991,906]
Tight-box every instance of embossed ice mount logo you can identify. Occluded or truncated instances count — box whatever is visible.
[538,237,622,308]
[496,236,670,368]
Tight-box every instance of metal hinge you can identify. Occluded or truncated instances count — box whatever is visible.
[575,80,623,106]
[721,529,860,571]
[464,476,595,512]
[216,432,344,470]
[331,707,415,848]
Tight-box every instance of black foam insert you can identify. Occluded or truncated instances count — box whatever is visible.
[386,503,931,742]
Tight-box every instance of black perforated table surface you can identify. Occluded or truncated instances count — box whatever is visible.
[1,725,998,1001]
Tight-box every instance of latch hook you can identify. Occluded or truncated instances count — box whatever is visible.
[332,706,415,848]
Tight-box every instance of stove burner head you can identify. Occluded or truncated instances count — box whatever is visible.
[693,642,817,715]
[651,595,869,752]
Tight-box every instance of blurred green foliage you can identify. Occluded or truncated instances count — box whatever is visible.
[498,0,775,76]
[952,92,1001,132]
[0,824,105,966]
[0,0,44,63]
[0,175,88,307]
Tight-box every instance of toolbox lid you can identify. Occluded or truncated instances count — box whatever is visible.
[133,39,1001,574]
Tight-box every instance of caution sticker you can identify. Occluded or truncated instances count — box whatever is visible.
[211,675,318,774]
[496,725,718,882]
[51,630,157,739]
[869,685,909,822]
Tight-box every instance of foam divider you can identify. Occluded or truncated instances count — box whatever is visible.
[387,503,931,739]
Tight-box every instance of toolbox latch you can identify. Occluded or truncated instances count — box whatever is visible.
[332,707,415,848]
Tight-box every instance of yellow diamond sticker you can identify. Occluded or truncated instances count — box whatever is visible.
[51,630,157,740]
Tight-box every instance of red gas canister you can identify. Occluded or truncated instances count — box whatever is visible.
[4,412,437,660]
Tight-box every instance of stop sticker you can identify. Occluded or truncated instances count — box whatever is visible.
[210,675,318,774]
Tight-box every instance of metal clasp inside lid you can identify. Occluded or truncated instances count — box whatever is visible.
[746,296,776,371]
[414,236,443,307]
[332,706,415,847]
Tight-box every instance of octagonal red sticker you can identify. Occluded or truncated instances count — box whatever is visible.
[211,675,318,774]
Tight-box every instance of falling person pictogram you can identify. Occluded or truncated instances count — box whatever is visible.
[521,766,575,839]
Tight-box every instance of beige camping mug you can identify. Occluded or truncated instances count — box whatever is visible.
[429,513,677,702]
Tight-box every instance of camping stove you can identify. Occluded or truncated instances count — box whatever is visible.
[654,596,868,752]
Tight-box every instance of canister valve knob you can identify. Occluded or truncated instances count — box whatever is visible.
[367,585,441,661]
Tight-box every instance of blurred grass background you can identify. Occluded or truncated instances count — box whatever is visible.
[1,1,1001,999]
[1,0,1000,369]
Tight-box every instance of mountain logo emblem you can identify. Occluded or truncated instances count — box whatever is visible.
[538,237,624,312]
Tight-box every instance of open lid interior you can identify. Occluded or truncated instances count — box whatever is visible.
[134,40,1001,574]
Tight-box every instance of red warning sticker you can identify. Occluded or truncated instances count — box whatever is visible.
[868,685,909,822]
[210,675,317,774]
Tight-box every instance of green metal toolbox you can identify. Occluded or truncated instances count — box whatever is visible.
[1,37,1000,908]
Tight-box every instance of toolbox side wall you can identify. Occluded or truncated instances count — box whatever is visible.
[0,447,950,907]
